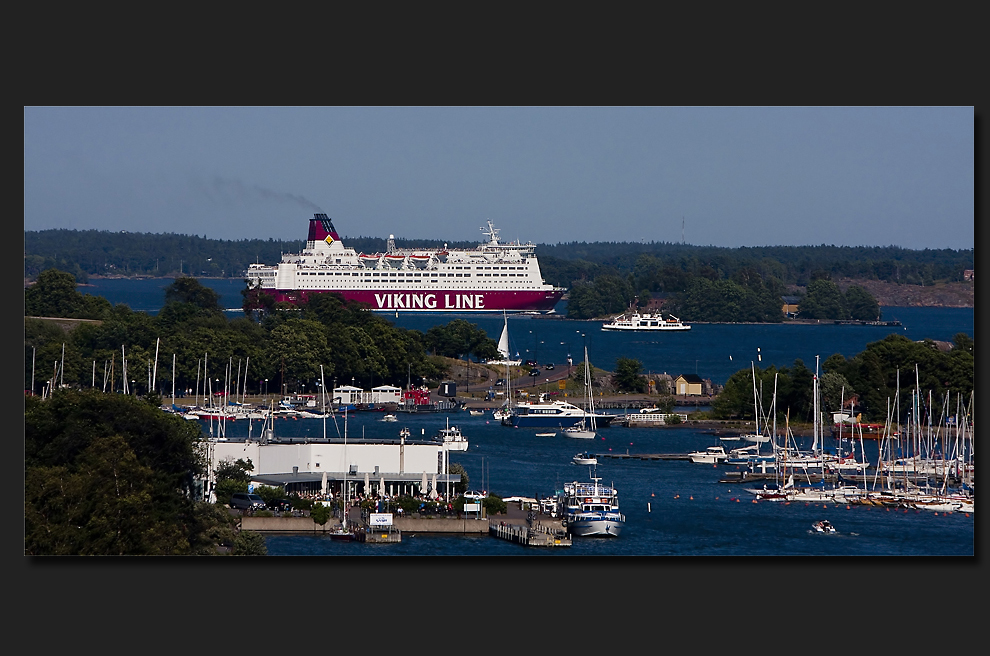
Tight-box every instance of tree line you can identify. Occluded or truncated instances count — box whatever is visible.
[25,270,499,397]
[708,333,974,425]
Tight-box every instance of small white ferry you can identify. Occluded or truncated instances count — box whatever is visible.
[601,312,690,332]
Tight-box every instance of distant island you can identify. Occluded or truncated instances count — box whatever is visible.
[24,228,973,321]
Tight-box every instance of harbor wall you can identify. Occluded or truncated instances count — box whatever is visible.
[241,515,489,534]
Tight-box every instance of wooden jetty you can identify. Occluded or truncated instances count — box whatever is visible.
[488,518,571,547]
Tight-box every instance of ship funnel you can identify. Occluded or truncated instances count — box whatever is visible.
[308,213,340,244]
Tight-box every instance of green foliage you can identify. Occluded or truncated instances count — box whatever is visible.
[310,504,331,526]
[24,388,225,555]
[819,371,854,416]
[613,357,646,392]
[164,277,223,312]
[289,494,313,511]
[483,494,507,515]
[231,530,268,555]
[24,268,112,319]
[216,458,253,484]
[252,485,286,506]
[424,319,499,361]
[668,277,783,323]
[821,333,974,423]
[448,462,469,494]
[843,285,881,321]
[799,279,846,320]
[215,479,249,506]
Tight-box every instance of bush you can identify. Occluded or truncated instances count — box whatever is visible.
[483,494,507,515]
[289,494,313,511]
[310,504,331,526]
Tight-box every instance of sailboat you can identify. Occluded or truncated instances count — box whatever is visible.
[490,311,522,366]
[329,404,356,541]
[561,346,597,439]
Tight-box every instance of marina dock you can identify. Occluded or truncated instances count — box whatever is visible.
[597,451,693,461]
[488,517,571,547]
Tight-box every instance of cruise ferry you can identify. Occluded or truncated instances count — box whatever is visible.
[601,312,690,331]
[243,214,564,313]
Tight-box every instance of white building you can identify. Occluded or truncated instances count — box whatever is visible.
[202,435,458,499]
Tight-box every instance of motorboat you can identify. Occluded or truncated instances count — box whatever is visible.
[468,409,485,416]
[573,452,597,466]
[535,432,556,437]
[433,417,468,451]
[688,445,727,464]
[509,397,613,428]
[558,475,625,537]
[812,520,837,534]
[381,414,397,422]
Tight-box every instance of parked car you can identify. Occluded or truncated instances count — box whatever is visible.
[229,493,266,511]
[463,490,485,500]
[544,363,555,370]
[528,368,541,376]
[267,498,293,512]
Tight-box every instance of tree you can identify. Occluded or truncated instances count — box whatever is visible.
[613,357,646,392]
[310,504,331,526]
[448,462,469,494]
[843,285,881,321]
[24,388,218,555]
[25,268,112,319]
[798,279,846,320]
[163,277,223,313]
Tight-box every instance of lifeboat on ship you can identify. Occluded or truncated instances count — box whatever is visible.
[409,254,431,269]
[383,254,406,268]
[358,253,380,268]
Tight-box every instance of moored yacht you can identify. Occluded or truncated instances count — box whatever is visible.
[558,475,625,537]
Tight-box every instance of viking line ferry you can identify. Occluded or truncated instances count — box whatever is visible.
[244,214,564,312]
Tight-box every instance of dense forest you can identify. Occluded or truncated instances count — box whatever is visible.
[24,228,973,321]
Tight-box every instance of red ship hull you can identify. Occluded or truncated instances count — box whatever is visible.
[270,288,562,312]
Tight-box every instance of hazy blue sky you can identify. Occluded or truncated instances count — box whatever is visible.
[23,106,974,250]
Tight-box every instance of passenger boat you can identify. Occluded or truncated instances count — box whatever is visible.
[558,475,625,537]
[601,312,690,332]
[572,452,597,465]
[243,214,564,312]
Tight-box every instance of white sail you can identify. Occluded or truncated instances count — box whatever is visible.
[498,318,510,359]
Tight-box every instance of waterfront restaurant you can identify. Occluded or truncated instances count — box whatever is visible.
[202,434,459,500]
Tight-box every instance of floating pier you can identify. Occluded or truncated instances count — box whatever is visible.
[598,452,692,461]
[488,518,571,547]
[355,527,402,543]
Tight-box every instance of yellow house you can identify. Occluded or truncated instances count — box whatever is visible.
[674,374,704,396]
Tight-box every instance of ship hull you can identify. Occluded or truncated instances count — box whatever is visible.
[269,288,562,312]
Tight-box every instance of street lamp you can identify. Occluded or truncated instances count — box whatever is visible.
[263,378,268,400]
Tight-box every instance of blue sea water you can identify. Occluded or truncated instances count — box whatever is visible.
[205,412,974,556]
[82,277,973,387]
[82,279,975,556]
